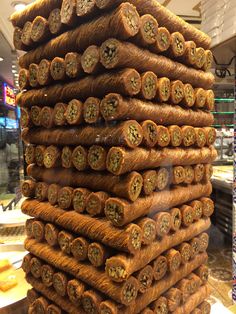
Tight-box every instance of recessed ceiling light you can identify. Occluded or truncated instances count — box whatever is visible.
[0,57,4,62]
[12,65,16,68]
[12,70,17,73]
[12,1,26,11]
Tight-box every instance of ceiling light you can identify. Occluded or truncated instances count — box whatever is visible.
[12,65,16,68]
[12,1,26,11]
[0,57,4,62]
[12,70,17,73]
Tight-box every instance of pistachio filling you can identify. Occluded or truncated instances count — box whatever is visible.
[130,76,138,90]
[66,56,78,77]
[160,80,170,100]
[127,124,141,145]
[184,130,195,146]
[143,75,156,98]
[85,103,98,120]
[31,107,41,125]
[108,265,127,280]
[143,20,156,40]
[88,147,103,168]
[154,257,167,279]
[159,32,168,50]
[88,246,100,265]
[30,67,37,86]
[67,102,79,123]
[171,255,181,271]
[182,247,191,262]
[157,169,169,190]
[44,150,55,168]
[172,130,181,146]
[108,151,122,173]
[82,297,96,314]
[32,19,44,41]
[144,173,157,194]
[73,191,85,211]
[140,272,151,288]
[155,302,168,314]
[102,97,118,118]
[62,147,72,168]
[59,234,71,254]
[55,105,65,125]
[102,43,117,64]
[105,202,123,224]
[31,259,41,278]
[174,36,184,54]
[25,146,34,164]
[144,222,155,240]
[185,86,194,105]
[34,301,45,314]
[58,189,71,208]
[123,283,136,303]
[41,267,53,285]
[77,0,93,12]
[67,281,81,303]
[125,9,139,31]
[131,228,141,250]
[83,53,97,69]
[52,61,64,77]
[174,84,184,102]
[160,216,170,234]
[159,130,169,146]
[185,210,192,224]
[63,0,72,21]
[73,147,86,170]
[39,61,49,84]
[100,309,111,314]
[53,275,66,296]
[173,212,181,229]
[131,176,142,199]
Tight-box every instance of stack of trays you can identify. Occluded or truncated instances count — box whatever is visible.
[11,0,217,313]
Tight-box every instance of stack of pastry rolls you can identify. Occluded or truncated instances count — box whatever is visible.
[12,0,216,312]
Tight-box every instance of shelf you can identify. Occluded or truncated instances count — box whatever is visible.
[215,99,235,103]
[213,124,234,127]
[212,112,234,114]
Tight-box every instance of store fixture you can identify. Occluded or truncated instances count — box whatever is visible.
[11,0,216,313]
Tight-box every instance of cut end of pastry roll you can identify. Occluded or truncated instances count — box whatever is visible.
[195,47,206,69]
[61,0,77,26]
[65,52,82,79]
[193,164,205,183]
[76,0,96,17]
[58,186,74,209]
[20,107,30,128]
[204,127,216,146]
[184,166,194,185]
[190,200,203,221]
[100,93,125,121]
[13,27,25,51]
[138,14,159,45]
[201,197,214,217]
[168,125,183,147]
[169,32,186,57]
[88,145,107,171]
[170,207,182,232]
[31,16,49,43]
[53,103,67,126]
[137,217,156,245]
[29,63,39,88]
[30,106,41,126]
[41,264,54,287]
[37,59,52,86]
[183,41,196,65]
[35,182,48,201]
[183,83,195,107]
[35,145,46,166]
[81,45,101,74]
[195,128,207,148]
[21,21,33,46]
[203,50,213,71]
[58,230,74,255]
[73,188,90,213]
[53,272,68,297]
[170,80,185,104]
[180,205,194,227]
[82,290,102,313]
[72,145,88,171]
[172,166,185,185]
[100,38,126,69]
[156,168,170,191]
[166,248,181,273]
[153,27,171,53]
[141,120,158,147]
[86,191,109,216]
[65,99,84,125]
[40,106,54,128]
[205,90,215,111]
[198,233,209,253]
[33,297,49,313]
[124,120,143,148]
[67,279,85,305]
[142,170,157,195]
[50,57,66,81]
[83,97,101,124]
[43,145,61,168]
[32,220,45,242]
[71,237,89,261]
[25,144,35,165]
[136,265,154,293]
[61,146,73,169]
[45,223,59,247]
[156,77,171,102]
[153,255,168,281]
[178,242,193,264]
[154,212,171,237]
[140,71,157,100]
[195,88,207,108]
[99,300,119,314]
[106,146,125,175]
[48,8,62,35]
[88,242,107,267]
[198,301,211,314]
[151,296,168,313]
[119,3,140,38]
[182,126,196,147]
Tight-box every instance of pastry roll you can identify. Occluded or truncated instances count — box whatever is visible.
[189,200,203,221]
[29,63,39,88]
[203,50,213,71]
[82,290,103,314]
[35,182,48,201]
[184,166,194,185]
[73,188,90,213]
[48,184,60,206]
[21,22,33,46]
[177,242,193,264]
[20,108,31,128]
[136,217,156,245]
[105,145,216,175]
[205,90,215,111]
[142,170,157,195]
[31,16,50,43]
[178,41,196,66]
[191,309,201,314]
[156,168,170,191]
[141,120,158,147]
[105,182,212,226]
[155,77,171,102]
[26,218,35,238]
[181,126,196,147]
[13,27,28,51]
[100,94,213,126]
[204,164,213,182]
[30,106,41,126]
[35,145,46,166]
[187,273,202,294]
[40,106,54,128]
[195,128,207,148]
[32,220,45,242]
[150,296,168,314]
[27,288,39,304]
[204,127,216,146]
[156,126,170,147]
[48,8,63,35]
[53,103,67,126]
[154,212,171,238]
[81,45,102,74]
[198,301,211,314]
[182,83,195,107]
[86,191,109,216]
[88,242,109,267]
[53,272,68,297]
[58,187,74,209]
[195,88,206,108]
[72,146,88,171]
[139,71,158,100]
[67,279,85,305]
[189,237,201,258]
[88,145,107,171]
[37,59,52,86]
[180,205,194,227]
[193,164,205,183]
[194,265,208,284]
[201,197,214,217]
[99,38,214,89]
[41,264,55,287]
[151,27,171,53]
[165,249,181,273]
[164,287,182,311]
[170,208,182,232]
[175,279,191,303]
[132,14,158,47]
[198,233,209,253]
[43,145,61,168]
[152,255,168,281]
[168,32,186,58]
[58,230,74,255]
[141,308,154,314]
[83,97,101,124]
[46,304,62,314]
[71,237,89,261]
[61,0,77,26]
[18,3,140,69]
[65,52,82,79]
[76,0,97,17]
[135,265,154,293]
[45,223,59,247]
[195,47,206,69]
[22,254,32,274]
[33,297,49,313]
[30,257,42,279]
[61,147,73,169]
[21,180,36,197]
[50,57,66,81]
[171,166,185,184]
[168,125,182,147]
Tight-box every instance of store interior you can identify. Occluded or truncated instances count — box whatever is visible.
[0,0,235,313]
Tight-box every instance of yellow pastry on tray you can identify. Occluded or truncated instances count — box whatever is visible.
[0,275,18,292]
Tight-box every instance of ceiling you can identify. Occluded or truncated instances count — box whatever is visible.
[0,0,202,87]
